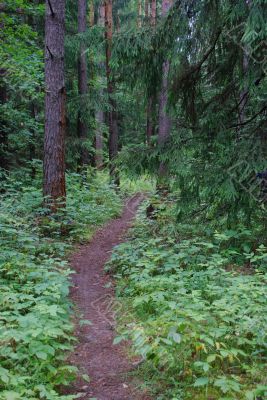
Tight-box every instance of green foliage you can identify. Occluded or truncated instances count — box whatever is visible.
[113,0,267,227]
[109,199,267,399]
[0,171,122,399]
[1,0,267,397]
[0,1,44,170]
[120,173,156,196]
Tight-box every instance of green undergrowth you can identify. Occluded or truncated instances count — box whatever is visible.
[108,197,267,400]
[0,170,122,400]
[120,173,156,196]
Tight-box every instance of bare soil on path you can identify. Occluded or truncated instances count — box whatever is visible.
[66,194,150,400]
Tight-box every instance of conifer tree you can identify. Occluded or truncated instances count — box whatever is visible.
[0,70,8,171]
[43,0,66,210]
[77,0,89,166]
[158,0,172,179]
[105,0,119,186]
[95,1,105,169]
[146,0,157,146]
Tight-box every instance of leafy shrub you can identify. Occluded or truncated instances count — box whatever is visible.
[0,171,122,400]
[109,201,267,400]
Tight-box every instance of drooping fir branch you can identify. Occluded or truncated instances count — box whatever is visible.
[229,105,267,129]
[173,28,222,87]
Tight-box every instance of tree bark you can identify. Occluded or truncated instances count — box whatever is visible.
[158,0,172,179]
[95,111,104,168]
[95,1,105,169]
[150,0,156,26]
[89,0,94,26]
[77,0,89,166]
[105,0,119,186]
[145,0,149,21]
[43,0,66,210]
[239,49,249,125]
[137,0,142,28]
[146,96,154,146]
[146,0,157,146]
[158,60,172,146]
[0,72,8,171]
[29,102,38,179]
[237,0,251,136]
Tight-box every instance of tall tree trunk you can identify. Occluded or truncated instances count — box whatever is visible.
[145,0,149,21]
[239,50,249,125]
[146,0,157,146]
[137,0,142,28]
[77,0,89,166]
[95,1,105,169]
[151,0,156,26]
[158,0,172,179]
[0,11,8,171]
[29,102,37,179]
[0,69,8,171]
[43,0,66,210]
[95,111,104,168]
[238,0,250,135]
[105,0,119,186]
[89,0,94,26]
[146,96,154,146]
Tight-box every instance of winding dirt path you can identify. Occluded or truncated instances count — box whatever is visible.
[66,194,150,400]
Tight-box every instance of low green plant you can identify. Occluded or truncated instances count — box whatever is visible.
[120,173,156,196]
[0,171,122,399]
[109,200,267,400]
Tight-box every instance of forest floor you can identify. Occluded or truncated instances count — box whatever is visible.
[65,194,150,400]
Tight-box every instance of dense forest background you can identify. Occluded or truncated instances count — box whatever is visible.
[0,0,266,399]
[1,0,266,217]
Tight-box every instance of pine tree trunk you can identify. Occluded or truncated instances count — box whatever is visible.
[43,0,66,210]
[151,0,156,26]
[95,2,105,169]
[238,0,251,132]
[146,0,157,146]
[158,0,172,179]
[0,69,8,171]
[239,50,249,125]
[105,0,119,186]
[146,96,154,146]
[89,0,94,26]
[137,0,142,28]
[145,0,149,21]
[77,0,89,166]
[95,111,104,168]
[158,60,171,146]
[29,102,37,179]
